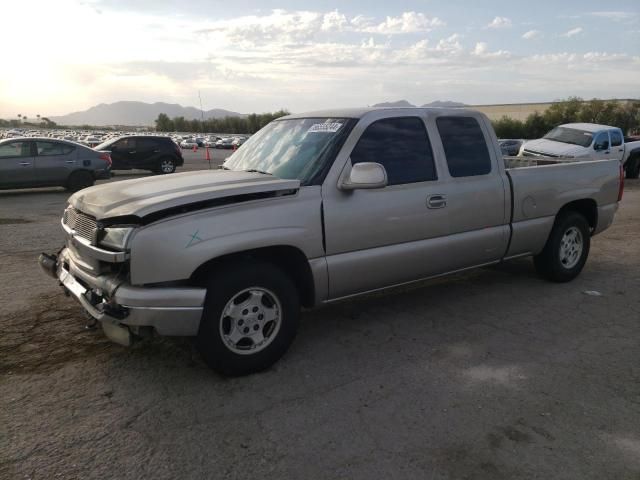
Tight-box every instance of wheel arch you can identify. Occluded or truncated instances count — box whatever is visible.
[556,198,598,233]
[191,245,316,308]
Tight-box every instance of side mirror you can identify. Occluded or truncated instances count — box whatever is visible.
[594,141,609,151]
[340,162,388,190]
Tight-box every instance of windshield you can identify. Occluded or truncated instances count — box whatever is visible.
[94,138,117,150]
[543,127,593,147]
[223,118,354,184]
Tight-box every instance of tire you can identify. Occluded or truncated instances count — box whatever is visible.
[533,211,591,283]
[66,170,94,192]
[196,261,300,376]
[158,157,176,174]
[625,156,640,179]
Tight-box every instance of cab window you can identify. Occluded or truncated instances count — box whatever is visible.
[350,117,437,185]
[593,132,610,151]
[436,116,492,177]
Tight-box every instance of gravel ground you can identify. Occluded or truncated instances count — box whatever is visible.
[1,172,639,480]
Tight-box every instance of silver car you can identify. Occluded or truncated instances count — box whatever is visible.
[0,137,111,191]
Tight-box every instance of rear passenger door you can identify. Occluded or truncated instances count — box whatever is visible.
[430,115,510,269]
[34,141,76,184]
[323,115,451,299]
[0,140,35,187]
[609,129,624,162]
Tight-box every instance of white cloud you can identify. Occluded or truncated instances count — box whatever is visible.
[321,10,348,31]
[522,29,541,40]
[589,11,634,21]
[361,12,445,34]
[435,34,463,54]
[487,16,512,29]
[562,27,583,38]
[471,42,511,58]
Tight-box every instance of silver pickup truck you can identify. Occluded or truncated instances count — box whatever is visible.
[39,108,624,375]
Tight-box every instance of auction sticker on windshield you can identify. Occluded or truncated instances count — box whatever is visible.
[307,123,343,133]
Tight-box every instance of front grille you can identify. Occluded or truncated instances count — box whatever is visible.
[63,207,97,244]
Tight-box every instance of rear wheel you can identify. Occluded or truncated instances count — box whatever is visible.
[196,262,300,376]
[66,170,94,192]
[534,211,590,282]
[625,155,640,179]
[158,157,176,174]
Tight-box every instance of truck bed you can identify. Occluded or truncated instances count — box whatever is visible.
[502,157,621,259]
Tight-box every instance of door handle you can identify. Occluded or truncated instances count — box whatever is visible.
[20,162,31,166]
[427,194,447,209]
[604,151,610,154]
[128,151,136,154]
[65,160,75,164]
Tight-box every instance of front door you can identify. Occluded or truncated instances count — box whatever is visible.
[323,115,451,299]
[110,137,136,169]
[0,140,35,188]
[593,131,611,160]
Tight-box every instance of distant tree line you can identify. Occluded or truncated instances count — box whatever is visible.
[154,110,290,134]
[492,97,640,139]
[0,116,57,128]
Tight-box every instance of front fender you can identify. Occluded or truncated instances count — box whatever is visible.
[129,186,324,285]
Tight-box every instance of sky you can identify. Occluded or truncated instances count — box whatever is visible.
[1,0,639,117]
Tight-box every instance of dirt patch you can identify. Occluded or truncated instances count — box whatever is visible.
[0,294,115,374]
[0,218,32,225]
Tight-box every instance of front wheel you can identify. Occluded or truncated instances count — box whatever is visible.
[534,211,591,282]
[196,262,300,376]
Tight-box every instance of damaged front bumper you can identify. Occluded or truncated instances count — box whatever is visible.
[39,247,206,346]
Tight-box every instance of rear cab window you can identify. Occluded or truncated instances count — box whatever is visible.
[610,130,623,147]
[436,116,492,177]
[350,117,437,185]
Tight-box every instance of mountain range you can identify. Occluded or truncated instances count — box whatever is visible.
[49,101,244,126]
[47,99,466,126]
[371,100,467,108]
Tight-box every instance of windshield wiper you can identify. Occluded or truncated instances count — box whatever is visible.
[219,165,230,170]
[244,169,273,175]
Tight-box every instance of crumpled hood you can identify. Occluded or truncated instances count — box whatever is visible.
[69,170,300,220]
[522,138,590,157]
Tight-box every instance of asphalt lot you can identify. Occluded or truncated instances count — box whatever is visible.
[0,164,639,479]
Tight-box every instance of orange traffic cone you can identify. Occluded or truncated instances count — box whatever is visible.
[205,147,211,161]
[192,144,197,152]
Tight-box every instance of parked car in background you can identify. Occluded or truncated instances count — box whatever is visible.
[205,137,221,147]
[40,107,624,375]
[519,123,640,178]
[180,138,198,149]
[95,135,183,174]
[215,137,234,149]
[0,137,111,191]
[498,139,523,156]
[231,137,247,148]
